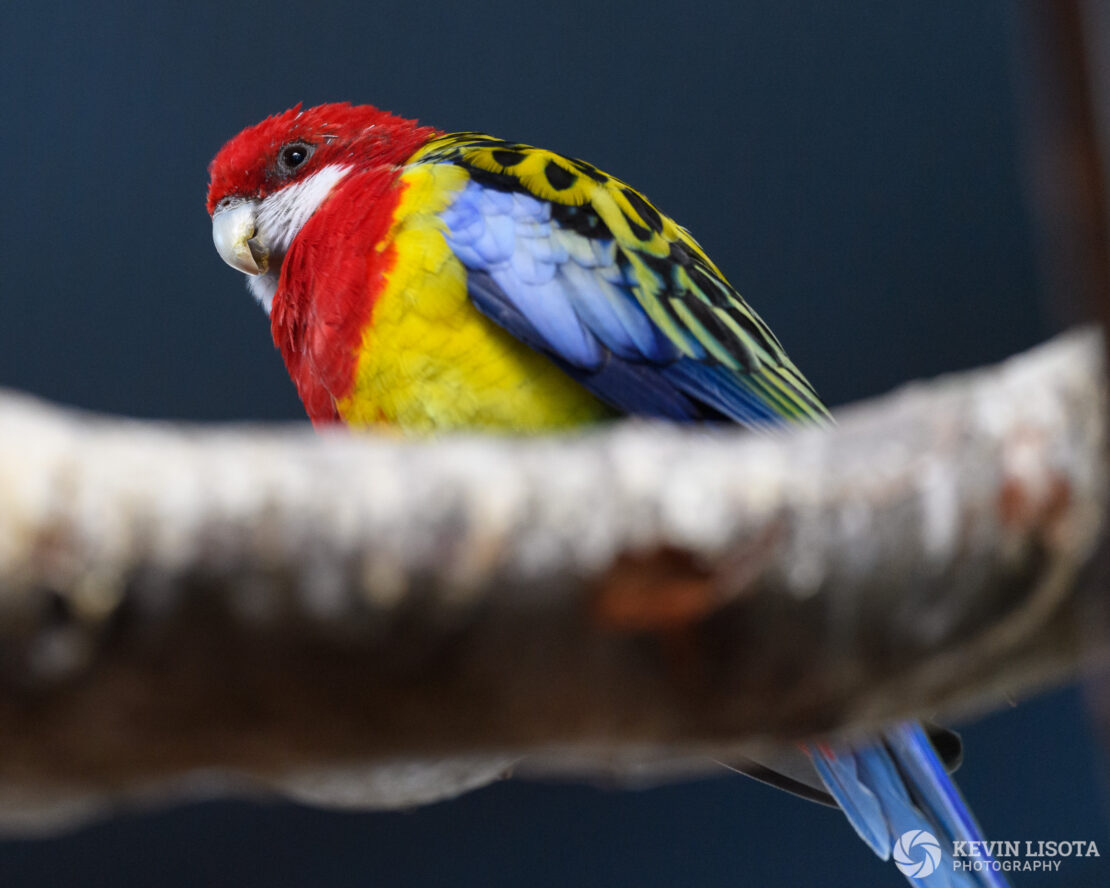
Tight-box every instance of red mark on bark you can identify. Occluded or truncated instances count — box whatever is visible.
[592,524,783,633]
[998,474,1072,534]
[592,548,719,632]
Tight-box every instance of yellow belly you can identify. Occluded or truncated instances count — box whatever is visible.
[336,164,612,434]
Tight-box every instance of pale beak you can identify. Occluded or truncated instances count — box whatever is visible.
[212,201,269,275]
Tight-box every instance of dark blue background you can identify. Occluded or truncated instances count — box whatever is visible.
[1,1,1106,885]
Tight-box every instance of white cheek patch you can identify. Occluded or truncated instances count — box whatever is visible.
[250,164,352,314]
[248,270,281,314]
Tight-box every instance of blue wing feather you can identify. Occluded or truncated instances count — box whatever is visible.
[661,362,786,428]
[466,269,701,420]
[439,178,800,425]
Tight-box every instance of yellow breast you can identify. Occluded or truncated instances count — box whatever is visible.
[335,163,611,434]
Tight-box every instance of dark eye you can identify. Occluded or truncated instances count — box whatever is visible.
[277,141,313,173]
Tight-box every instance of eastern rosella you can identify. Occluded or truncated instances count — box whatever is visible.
[208,103,1006,887]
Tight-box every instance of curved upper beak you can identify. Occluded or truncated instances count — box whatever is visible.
[212,201,269,275]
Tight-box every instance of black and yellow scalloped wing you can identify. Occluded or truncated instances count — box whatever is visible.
[409,133,830,426]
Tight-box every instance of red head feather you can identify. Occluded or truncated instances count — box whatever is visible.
[206,102,438,214]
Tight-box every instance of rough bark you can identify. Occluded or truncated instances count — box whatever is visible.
[0,328,1103,831]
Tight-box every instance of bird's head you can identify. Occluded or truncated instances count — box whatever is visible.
[206,102,435,310]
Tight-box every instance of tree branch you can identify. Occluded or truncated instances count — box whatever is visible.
[0,328,1104,830]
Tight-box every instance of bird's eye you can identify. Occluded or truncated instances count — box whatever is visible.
[277,142,313,173]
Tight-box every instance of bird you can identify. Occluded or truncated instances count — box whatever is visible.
[208,102,1007,887]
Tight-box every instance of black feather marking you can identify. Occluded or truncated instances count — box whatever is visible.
[569,157,609,183]
[638,250,675,282]
[668,241,693,267]
[551,202,610,239]
[729,306,781,351]
[623,211,653,241]
[458,138,513,149]
[492,149,526,168]
[686,264,734,307]
[622,187,664,234]
[544,160,577,191]
[461,164,526,194]
[679,297,755,372]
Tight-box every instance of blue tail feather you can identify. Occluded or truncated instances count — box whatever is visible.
[810,722,1009,887]
[810,744,892,858]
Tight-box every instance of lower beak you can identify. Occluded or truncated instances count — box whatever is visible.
[212,202,269,275]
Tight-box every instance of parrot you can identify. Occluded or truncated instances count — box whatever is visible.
[207,102,1007,887]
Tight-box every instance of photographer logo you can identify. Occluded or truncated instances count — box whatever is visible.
[893,830,942,878]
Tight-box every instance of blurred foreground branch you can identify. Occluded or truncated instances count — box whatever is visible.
[0,328,1105,830]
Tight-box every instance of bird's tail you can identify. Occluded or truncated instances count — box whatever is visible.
[809,721,1009,887]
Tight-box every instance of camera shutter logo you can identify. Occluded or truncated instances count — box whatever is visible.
[894,829,942,878]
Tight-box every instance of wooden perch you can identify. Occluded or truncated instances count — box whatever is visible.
[0,328,1104,831]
